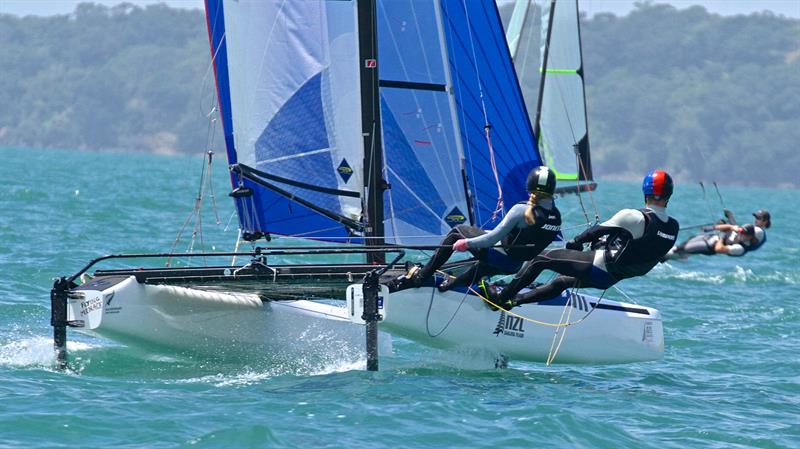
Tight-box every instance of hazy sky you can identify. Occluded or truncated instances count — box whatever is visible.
[1,0,799,18]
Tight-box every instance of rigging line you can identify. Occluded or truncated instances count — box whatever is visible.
[425,269,478,337]
[189,153,211,265]
[202,104,220,224]
[385,176,401,244]
[364,120,377,228]
[166,151,213,267]
[575,144,599,222]
[231,229,243,266]
[201,32,225,118]
[460,0,504,221]
[200,94,220,226]
[548,66,598,223]
[699,182,717,224]
[205,151,220,225]
[545,288,575,366]
[223,210,237,232]
[712,182,727,211]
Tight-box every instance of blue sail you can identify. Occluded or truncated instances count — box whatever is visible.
[206,0,541,243]
[377,0,469,245]
[440,0,542,228]
[205,1,364,240]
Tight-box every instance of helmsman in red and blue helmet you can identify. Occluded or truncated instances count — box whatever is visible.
[484,170,680,310]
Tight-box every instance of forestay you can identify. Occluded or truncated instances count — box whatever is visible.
[206,0,542,245]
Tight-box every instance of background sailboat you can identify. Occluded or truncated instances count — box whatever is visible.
[505,0,595,194]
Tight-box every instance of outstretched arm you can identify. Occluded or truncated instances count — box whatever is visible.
[570,224,615,246]
[566,209,644,250]
[464,205,525,249]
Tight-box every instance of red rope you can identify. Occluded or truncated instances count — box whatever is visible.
[485,125,504,221]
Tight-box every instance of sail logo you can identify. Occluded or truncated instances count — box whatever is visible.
[337,159,353,183]
[444,207,466,227]
[493,311,525,338]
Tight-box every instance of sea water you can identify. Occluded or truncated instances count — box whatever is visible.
[0,147,797,448]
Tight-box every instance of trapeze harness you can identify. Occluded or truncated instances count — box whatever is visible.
[602,208,680,279]
[500,201,562,260]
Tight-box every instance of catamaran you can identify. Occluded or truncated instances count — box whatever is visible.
[50,0,663,369]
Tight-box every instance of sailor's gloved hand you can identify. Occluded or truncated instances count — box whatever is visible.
[702,225,716,232]
[453,239,469,252]
[565,239,583,251]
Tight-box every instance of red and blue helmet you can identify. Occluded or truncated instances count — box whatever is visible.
[642,170,673,200]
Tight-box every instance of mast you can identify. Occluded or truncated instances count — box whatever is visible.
[532,0,556,141]
[358,0,386,264]
[574,0,593,181]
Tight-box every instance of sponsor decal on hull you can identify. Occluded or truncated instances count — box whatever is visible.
[493,311,525,338]
[103,292,122,314]
[80,297,102,317]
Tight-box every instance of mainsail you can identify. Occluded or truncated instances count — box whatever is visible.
[205,0,542,246]
[505,0,593,184]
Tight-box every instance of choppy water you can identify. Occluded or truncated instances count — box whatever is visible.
[1,147,797,448]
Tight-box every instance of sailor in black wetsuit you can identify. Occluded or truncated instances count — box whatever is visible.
[485,170,679,310]
[388,166,562,293]
[663,209,770,260]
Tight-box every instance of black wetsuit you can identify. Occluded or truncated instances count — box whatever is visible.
[400,200,561,291]
[497,206,678,306]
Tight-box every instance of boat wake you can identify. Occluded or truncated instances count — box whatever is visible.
[173,359,368,387]
[0,335,98,369]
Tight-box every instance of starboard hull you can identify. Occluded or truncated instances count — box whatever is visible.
[374,287,663,364]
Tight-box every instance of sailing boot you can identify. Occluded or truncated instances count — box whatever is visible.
[479,277,518,311]
[405,262,425,287]
[437,275,455,292]
[386,262,424,292]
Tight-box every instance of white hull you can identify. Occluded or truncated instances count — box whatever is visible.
[68,276,661,366]
[68,276,384,363]
[376,287,663,364]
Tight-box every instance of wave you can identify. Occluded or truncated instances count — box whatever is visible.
[652,263,799,285]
